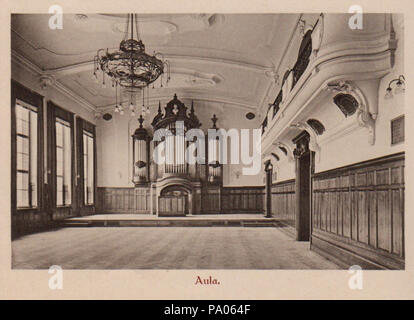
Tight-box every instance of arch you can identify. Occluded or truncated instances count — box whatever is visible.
[333,93,359,117]
[274,141,294,162]
[306,119,325,135]
[271,152,280,161]
[278,146,287,155]
[326,81,375,145]
[160,184,192,196]
[290,122,321,163]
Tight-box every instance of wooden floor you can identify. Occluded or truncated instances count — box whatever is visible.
[12,227,339,269]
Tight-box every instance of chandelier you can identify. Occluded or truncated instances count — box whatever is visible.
[93,14,170,117]
[93,13,170,89]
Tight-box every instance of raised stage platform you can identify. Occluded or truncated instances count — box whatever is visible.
[61,214,285,228]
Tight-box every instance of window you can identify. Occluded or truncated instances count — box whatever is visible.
[83,130,94,205]
[55,118,72,206]
[333,93,359,117]
[15,100,38,208]
[391,115,404,145]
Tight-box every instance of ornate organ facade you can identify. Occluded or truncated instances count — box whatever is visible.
[132,94,223,216]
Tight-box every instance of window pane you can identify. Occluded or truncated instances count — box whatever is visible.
[56,122,63,147]
[56,176,63,206]
[56,147,64,176]
[30,111,38,207]
[88,136,94,204]
[16,104,29,136]
[63,125,72,205]
[84,153,88,202]
[56,118,72,206]
[14,101,38,209]
[83,131,94,205]
[16,172,29,208]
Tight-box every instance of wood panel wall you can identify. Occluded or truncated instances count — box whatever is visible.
[221,187,264,214]
[96,186,265,215]
[271,179,296,226]
[311,152,405,269]
[96,187,155,214]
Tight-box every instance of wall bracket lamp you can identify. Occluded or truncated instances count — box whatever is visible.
[385,75,405,99]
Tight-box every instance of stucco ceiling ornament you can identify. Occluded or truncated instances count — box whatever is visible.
[39,74,55,90]
[326,80,376,145]
[265,66,280,85]
[311,13,324,58]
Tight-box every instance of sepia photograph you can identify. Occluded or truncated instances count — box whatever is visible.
[9,11,405,272]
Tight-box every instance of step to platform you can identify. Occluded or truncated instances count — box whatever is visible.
[59,217,281,228]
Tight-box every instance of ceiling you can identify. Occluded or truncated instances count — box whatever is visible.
[11,13,299,128]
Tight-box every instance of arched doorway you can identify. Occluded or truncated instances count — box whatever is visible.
[158,185,192,217]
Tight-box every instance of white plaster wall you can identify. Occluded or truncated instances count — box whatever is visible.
[97,98,263,187]
[266,13,404,179]
[315,14,404,173]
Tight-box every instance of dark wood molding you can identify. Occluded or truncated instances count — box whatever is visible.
[311,152,405,269]
[76,117,97,216]
[47,101,76,219]
[313,152,405,179]
[11,80,45,215]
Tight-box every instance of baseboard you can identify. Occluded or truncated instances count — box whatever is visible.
[311,232,404,270]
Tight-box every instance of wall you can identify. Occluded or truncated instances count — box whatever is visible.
[271,179,296,226]
[97,102,263,188]
[311,153,404,269]
[271,13,404,180]
[11,60,96,236]
[221,187,264,214]
[96,186,264,215]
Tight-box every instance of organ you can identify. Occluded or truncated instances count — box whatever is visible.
[131,94,224,216]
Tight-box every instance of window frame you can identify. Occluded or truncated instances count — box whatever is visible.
[55,117,73,207]
[82,128,95,206]
[76,117,97,209]
[11,81,44,214]
[47,101,75,210]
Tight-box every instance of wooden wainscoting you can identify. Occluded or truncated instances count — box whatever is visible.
[201,187,221,214]
[221,187,264,214]
[97,186,265,215]
[271,179,296,226]
[311,152,405,269]
[96,187,154,214]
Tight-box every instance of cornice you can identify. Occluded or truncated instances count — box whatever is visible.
[261,47,393,153]
[12,49,98,114]
[97,94,257,113]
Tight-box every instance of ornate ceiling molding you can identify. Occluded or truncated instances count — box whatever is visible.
[12,50,97,113]
[43,53,269,78]
[290,121,321,162]
[98,94,256,113]
[326,80,375,145]
[258,14,304,116]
